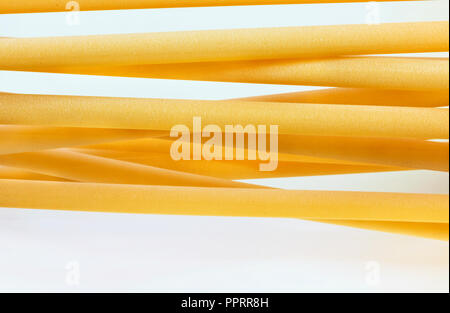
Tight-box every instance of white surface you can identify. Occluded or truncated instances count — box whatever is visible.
[0,1,449,292]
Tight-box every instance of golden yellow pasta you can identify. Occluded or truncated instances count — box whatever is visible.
[239,88,450,107]
[0,179,448,223]
[134,134,448,171]
[44,57,448,91]
[83,137,369,165]
[0,125,165,155]
[0,165,68,181]
[1,22,447,69]
[0,149,261,188]
[0,1,419,14]
[318,220,449,241]
[77,149,403,179]
[0,93,447,139]
[2,89,446,156]
[1,176,444,239]
[277,135,449,172]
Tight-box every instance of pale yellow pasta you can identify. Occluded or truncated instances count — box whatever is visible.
[0,22,447,69]
[0,179,448,223]
[0,93,447,139]
[0,1,420,14]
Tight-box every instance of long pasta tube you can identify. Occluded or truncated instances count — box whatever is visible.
[0,165,68,181]
[1,22,447,69]
[1,125,340,164]
[277,135,449,172]
[0,125,165,155]
[77,149,403,179]
[13,88,446,108]
[149,134,448,171]
[0,1,420,14]
[83,137,370,165]
[45,57,449,91]
[1,93,447,139]
[1,178,445,239]
[0,179,447,223]
[0,149,260,188]
[2,88,447,156]
[239,88,450,107]
[318,220,448,241]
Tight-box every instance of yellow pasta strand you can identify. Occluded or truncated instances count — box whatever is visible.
[0,1,420,14]
[77,149,402,179]
[44,57,449,91]
[1,22,447,69]
[239,88,450,107]
[318,220,449,241]
[147,134,448,171]
[83,137,369,166]
[82,133,413,169]
[0,93,447,139]
[0,179,447,223]
[0,125,165,155]
[277,135,449,172]
[0,149,262,188]
[2,88,446,156]
[2,176,444,240]
[5,86,448,109]
[0,165,68,182]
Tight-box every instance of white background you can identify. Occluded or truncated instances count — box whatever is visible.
[0,1,449,292]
